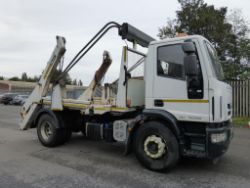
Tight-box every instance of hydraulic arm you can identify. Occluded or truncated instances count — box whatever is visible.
[20,22,155,130]
[20,36,66,130]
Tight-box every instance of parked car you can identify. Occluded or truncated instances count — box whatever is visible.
[12,95,29,105]
[0,93,18,105]
[0,94,4,102]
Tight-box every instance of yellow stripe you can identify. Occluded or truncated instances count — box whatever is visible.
[163,99,209,103]
[42,100,128,111]
[111,107,129,110]
[43,101,51,105]
[111,107,129,111]
[94,107,129,111]
[43,101,88,108]
[63,103,88,108]
[94,107,108,111]
[52,108,63,111]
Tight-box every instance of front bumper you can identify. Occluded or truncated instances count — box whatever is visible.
[206,122,233,158]
[181,121,233,159]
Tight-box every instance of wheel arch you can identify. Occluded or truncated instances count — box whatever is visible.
[124,109,180,155]
[31,108,61,129]
[141,109,180,138]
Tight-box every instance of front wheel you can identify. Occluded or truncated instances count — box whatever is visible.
[134,121,179,172]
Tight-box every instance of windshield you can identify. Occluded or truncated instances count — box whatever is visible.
[205,41,225,81]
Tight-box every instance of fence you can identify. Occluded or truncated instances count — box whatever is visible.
[229,80,250,117]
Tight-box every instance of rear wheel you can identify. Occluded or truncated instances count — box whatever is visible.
[134,121,179,172]
[37,113,71,147]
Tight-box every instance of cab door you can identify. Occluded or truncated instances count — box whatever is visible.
[151,39,209,122]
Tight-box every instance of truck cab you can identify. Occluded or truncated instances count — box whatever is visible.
[144,35,232,159]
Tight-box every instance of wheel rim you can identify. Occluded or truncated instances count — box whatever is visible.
[143,135,167,159]
[40,121,53,141]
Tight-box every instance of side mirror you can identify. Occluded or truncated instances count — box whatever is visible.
[184,54,198,76]
[182,42,198,76]
[182,42,196,53]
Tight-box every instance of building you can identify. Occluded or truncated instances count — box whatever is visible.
[0,80,86,99]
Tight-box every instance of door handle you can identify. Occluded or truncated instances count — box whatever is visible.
[154,99,164,107]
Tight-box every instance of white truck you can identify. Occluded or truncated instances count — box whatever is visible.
[20,22,233,171]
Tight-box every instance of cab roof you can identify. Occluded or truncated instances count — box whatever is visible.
[149,35,207,46]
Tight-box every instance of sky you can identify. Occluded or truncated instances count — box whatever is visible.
[1,0,250,85]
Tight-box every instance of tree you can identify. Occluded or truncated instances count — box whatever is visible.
[158,18,178,39]
[0,76,4,80]
[9,77,20,81]
[21,72,28,81]
[33,76,40,82]
[158,0,250,80]
[50,70,72,85]
[222,9,250,79]
[64,73,72,85]
[227,9,250,64]
[228,9,248,39]
[72,79,77,85]
[78,79,83,86]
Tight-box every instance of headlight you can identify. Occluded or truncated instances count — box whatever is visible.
[211,133,227,143]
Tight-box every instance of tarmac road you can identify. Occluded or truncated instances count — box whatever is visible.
[0,105,250,188]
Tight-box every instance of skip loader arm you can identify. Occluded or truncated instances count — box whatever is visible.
[20,36,66,130]
[19,22,155,130]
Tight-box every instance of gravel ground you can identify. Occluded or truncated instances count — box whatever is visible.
[0,105,250,188]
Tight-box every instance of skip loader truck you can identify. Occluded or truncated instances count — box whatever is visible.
[20,22,233,171]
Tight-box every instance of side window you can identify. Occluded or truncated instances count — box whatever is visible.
[205,41,224,81]
[157,44,186,79]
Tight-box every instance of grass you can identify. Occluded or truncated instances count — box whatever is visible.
[233,117,250,127]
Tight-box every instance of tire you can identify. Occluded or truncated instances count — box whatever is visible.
[134,121,179,172]
[54,112,72,144]
[63,129,72,142]
[37,113,66,147]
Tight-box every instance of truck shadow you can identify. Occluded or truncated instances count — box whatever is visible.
[67,133,231,173]
[30,132,249,186]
